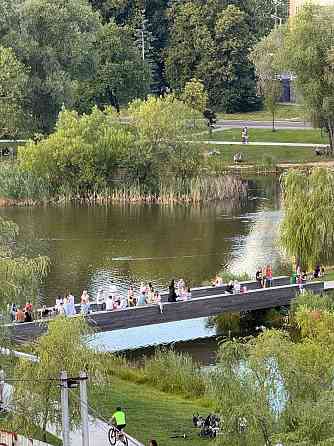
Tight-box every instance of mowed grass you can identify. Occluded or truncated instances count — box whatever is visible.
[205,144,332,166]
[200,128,328,145]
[89,377,211,446]
[217,104,306,121]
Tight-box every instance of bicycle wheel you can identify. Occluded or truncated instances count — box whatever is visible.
[108,427,117,446]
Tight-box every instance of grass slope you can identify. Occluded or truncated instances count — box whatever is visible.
[205,144,332,166]
[90,377,211,446]
[201,128,328,145]
[218,104,306,121]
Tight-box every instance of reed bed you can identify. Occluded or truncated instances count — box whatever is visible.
[51,176,248,205]
[0,162,248,205]
[95,348,207,400]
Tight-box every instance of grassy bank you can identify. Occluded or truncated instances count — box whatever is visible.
[200,128,328,144]
[218,104,306,121]
[89,376,211,446]
[205,144,331,169]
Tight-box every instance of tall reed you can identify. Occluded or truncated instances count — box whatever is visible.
[0,161,248,205]
[143,348,206,398]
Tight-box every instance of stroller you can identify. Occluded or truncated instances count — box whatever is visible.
[193,413,220,439]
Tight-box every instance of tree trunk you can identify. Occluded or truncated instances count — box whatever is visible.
[272,110,276,132]
[327,119,334,155]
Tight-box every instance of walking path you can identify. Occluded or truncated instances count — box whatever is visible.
[69,416,143,446]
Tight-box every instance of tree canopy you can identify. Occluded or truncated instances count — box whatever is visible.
[281,4,334,150]
[0,0,289,134]
[280,168,334,271]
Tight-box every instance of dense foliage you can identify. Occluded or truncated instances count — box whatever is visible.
[280,168,334,271]
[15,97,209,199]
[212,292,334,445]
[0,0,288,134]
[255,4,334,149]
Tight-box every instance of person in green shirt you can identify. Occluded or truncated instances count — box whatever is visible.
[112,406,126,430]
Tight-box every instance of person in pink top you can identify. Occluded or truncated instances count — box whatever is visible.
[265,265,273,288]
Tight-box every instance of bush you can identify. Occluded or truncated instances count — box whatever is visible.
[143,348,206,398]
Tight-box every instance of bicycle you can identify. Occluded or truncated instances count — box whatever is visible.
[108,425,128,446]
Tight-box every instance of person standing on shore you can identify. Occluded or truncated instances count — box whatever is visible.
[148,441,158,446]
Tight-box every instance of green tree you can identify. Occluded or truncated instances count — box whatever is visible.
[128,94,204,181]
[250,28,283,131]
[181,78,208,127]
[18,107,133,192]
[164,2,213,91]
[282,4,334,151]
[205,5,261,112]
[94,21,151,107]
[3,0,101,132]
[0,46,28,138]
[12,317,98,438]
[280,168,334,271]
[213,321,334,446]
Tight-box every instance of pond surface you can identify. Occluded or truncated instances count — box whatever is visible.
[0,176,288,360]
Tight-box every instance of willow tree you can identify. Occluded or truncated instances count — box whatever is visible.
[0,216,49,346]
[12,317,98,439]
[280,168,334,271]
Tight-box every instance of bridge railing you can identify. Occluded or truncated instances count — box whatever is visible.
[160,276,290,302]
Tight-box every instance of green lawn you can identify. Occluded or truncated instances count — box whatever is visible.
[205,144,332,166]
[89,377,212,446]
[217,104,306,122]
[200,128,328,145]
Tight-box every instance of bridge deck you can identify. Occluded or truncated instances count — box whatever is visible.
[9,281,324,342]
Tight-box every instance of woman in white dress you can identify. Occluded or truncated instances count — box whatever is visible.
[68,293,76,316]
[80,290,90,315]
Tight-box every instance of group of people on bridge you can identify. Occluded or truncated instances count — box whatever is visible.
[10,263,325,324]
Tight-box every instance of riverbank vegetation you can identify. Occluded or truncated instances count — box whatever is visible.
[0,98,248,204]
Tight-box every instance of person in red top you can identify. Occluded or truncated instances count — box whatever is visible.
[25,302,33,312]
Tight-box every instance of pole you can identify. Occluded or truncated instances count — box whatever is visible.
[80,371,89,446]
[60,371,70,446]
[141,9,145,61]
[0,368,4,410]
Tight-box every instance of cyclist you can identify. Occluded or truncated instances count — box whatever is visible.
[112,407,126,432]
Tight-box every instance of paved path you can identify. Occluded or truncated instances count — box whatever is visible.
[69,416,143,446]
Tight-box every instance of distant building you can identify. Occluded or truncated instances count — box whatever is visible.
[289,0,334,16]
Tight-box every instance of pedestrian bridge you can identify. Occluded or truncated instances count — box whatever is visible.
[9,277,325,342]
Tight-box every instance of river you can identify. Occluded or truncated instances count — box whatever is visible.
[0,176,289,363]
